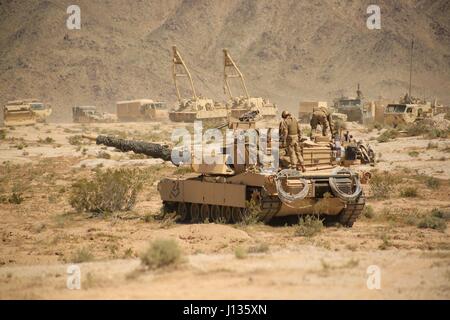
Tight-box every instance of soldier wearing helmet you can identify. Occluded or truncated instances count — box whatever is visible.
[310,104,332,137]
[279,111,305,172]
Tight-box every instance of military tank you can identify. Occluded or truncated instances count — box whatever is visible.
[93,111,367,226]
[223,49,277,120]
[157,117,366,227]
[169,46,228,123]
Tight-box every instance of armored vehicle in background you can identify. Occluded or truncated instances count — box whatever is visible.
[298,101,328,123]
[223,49,277,120]
[333,84,374,124]
[72,106,117,123]
[117,99,168,122]
[383,94,434,127]
[169,46,228,123]
[3,99,51,125]
[3,102,37,127]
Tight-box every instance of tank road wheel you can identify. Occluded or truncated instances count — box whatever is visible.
[231,207,246,223]
[190,203,200,223]
[162,201,177,217]
[211,205,222,222]
[200,204,210,222]
[223,206,233,223]
[177,202,190,222]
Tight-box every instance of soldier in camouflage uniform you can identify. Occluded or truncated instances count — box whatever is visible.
[280,111,305,172]
[310,105,333,137]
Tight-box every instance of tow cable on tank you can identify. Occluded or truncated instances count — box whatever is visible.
[328,167,362,201]
[275,169,310,206]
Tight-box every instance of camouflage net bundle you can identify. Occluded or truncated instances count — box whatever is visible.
[96,135,172,162]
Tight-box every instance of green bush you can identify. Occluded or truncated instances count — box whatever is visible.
[400,186,418,198]
[377,129,399,143]
[362,205,375,219]
[38,137,55,144]
[417,215,446,231]
[8,192,24,204]
[72,247,94,263]
[425,176,440,189]
[406,123,449,139]
[69,168,145,214]
[68,135,84,146]
[431,208,450,220]
[140,239,181,269]
[369,171,400,198]
[0,129,6,140]
[234,246,248,259]
[248,243,269,253]
[295,215,323,237]
[408,151,419,157]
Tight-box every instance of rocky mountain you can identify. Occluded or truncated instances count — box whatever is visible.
[1,0,449,121]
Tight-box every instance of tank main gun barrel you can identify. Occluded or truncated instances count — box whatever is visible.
[94,135,173,162]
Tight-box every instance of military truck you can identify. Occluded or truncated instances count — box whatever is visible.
[3,103,37,127]
[383,94,434,127]
[72,106,117,123]
[169,46,228,123]
[117,99,168,122]
[223,49,277,120]
[333,84,374,124]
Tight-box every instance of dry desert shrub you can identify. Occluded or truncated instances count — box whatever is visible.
[69,168,146,214]
[295,215,323,237]
[140,239,181,269]
[368,171,400,199]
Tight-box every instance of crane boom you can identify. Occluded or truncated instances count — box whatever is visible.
[172,45,197,102]
[223,49,250,99]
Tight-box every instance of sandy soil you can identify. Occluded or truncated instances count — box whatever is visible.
[0,122,449,299]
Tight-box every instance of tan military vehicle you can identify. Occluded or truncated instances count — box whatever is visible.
[384,94,434,127]
[169,46,228,123]
[3,102,37,127]
[117,99,168,122]
[3,99,51,125]
[72,106,117,123]
[155,119,366,226]
[333,84,374,124]
[224,49,277,120]
[298,101,328,123]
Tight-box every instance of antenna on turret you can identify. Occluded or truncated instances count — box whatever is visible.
[408,39,414,97]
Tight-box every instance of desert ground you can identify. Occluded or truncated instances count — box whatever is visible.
[0,120,449,299]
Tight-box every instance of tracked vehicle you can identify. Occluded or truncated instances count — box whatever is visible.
[156,118,366,226]
[3,102,37,126]
[169,46,227,123]
[223,49,277,120]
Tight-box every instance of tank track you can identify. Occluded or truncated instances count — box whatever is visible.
[330,194,365,227]
[162,192,365,227]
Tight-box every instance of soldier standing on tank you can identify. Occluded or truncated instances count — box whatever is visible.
[310,105,333,137]
[280,111,306,172]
